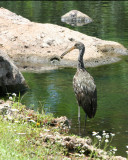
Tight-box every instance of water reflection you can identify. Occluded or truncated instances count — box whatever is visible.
[61,18,91,27]
[45,83,60,113]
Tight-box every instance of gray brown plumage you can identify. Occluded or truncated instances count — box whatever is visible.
[73,68,97,118]
[60,42,97,119]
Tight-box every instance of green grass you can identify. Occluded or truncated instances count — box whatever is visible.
[0,94,68,160]
[0,119,68,160]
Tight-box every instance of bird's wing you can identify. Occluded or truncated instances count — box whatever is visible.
[73,70,97,118]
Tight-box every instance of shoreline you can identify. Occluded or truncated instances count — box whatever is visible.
[15,54,121,73]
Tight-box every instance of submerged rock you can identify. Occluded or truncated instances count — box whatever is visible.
[61,10,93,26]
[0,50,28,95]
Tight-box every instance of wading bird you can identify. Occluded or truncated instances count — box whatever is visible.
[60,42,97,125]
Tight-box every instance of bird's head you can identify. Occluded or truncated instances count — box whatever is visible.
[74,42,85,50]
[60,42,85,59]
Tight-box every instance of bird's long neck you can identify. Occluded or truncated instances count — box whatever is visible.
[77,47,85,70]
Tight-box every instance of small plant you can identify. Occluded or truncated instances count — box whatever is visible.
[91,130,117,158]
[8,92,22,109]
[8,93,16,102]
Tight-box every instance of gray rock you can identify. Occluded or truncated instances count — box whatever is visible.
[0,50,28,95]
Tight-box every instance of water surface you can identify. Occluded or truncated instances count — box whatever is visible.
[22,57,128,157]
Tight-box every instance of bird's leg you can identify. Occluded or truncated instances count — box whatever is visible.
[78,106,81,136]
[78,116,81,136]
[84,114,87,135]
[85,113,87,127]
[78,106,80,122]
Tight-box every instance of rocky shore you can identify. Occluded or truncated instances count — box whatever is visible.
[0,7,128,72]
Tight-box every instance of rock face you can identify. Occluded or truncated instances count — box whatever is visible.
[0,50,28,95]
[61,10,93,26]
[0,7,128,72]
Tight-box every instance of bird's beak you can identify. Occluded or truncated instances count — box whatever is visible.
[60,46,76,59]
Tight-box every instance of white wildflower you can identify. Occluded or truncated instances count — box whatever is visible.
[96,135,101,140]
[113,151,115,154]
[113,148,117,152]
[110,133,115,137]
[102,132,107,136]
[126,146,128,149]
[92,131,99,136]
[99,150,103,154]
[105,139,109,143]
[103,130,105,133]
[81,150,85,153]
[15,121,19,123]
[105,135,109,138]
[9,97,13,100]
[15,139,20,142]
[17,133,26,135]
[12,93,16,97]
[28,120,36,123]
[126,151,128,154]
[44,129,50,132]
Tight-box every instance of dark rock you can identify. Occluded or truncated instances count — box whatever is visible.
[49,55,60,65]
[64,136,71,142]
[0,50,28,95]
[24,45,29,48]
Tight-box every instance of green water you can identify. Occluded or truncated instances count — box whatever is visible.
[0,1,128,157]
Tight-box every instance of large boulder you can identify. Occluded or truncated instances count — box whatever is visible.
[0,50,28,95]
[0,7,128,71]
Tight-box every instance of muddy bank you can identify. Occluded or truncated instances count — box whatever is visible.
[0,7,128,72]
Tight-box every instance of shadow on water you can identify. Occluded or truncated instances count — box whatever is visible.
[21,57,128,157]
